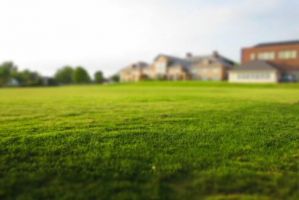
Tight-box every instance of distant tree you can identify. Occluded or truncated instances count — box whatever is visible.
[16,70,43,86]
[73,66,91,84]
[0,62,18,86]
[94,70,104,84]
[54,66,74,85]
[110,74,120,82]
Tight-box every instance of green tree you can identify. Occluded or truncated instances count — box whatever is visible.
[0,62,18,86]
[16,70,43,86]
[73,66,91,84]
[110,74,120,82]
[54,66,74,85]
[94,70,104,84]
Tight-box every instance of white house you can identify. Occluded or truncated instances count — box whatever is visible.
[229,60,281,83]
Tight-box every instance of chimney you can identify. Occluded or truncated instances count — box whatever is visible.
[186,52,193,58]
[213,50,219,57]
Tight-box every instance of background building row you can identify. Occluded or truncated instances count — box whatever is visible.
[119,40,299,83]
[120,51,235,82]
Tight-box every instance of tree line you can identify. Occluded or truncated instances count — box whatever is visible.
[0,61,114,87]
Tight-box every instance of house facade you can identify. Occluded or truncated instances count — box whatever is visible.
[229,61,281,83]
[189,52,235,81]
[120,52,236,82]
[231,40,299,83]
[151,54,190,80]
[119,62,150,82]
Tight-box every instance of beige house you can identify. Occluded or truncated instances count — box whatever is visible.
[151,54,190,80]
[167,65,189,80]
[189,52,235,81]
[229,60,281,83]
[119,62,150,82]
[150,52,235,81]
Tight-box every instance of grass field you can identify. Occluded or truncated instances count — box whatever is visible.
[0,82,299,200]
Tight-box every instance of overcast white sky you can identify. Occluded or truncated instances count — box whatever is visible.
[0,0,298,77]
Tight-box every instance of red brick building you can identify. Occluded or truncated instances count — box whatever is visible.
[242,41,299,70]
[229,40,299,83]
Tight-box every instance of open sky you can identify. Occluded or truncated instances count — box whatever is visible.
[0,0,298,77]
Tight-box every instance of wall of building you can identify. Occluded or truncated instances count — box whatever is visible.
[191,64,226,80]
[120,69,142,82]
[229,70,280,83]
[242,44,299,69]
[152,56,169,78]
[166,66,188,80]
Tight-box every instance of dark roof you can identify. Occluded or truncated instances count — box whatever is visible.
[155,54,191,69]
[133,62,149,68]
[155,54,186,63]
[231,60,280,71]
[187,54,236,67]
[254,40,299,48]
[121,61,149,72]
[155,52,236,70]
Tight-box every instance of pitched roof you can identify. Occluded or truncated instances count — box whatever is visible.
[155,54,191,69]
[155,52,236,70]
[155,54,188,64]
[121,61,149,72]
[132,62,149,68]
[254,40,299,48]
[231,60,280,71]
[187,54,235,67]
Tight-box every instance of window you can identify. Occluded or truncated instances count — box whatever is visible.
[156,62,167,74]
[278,51,297,59]
[257,52,275,60]
[250,53,256,60]
[237,73,270,80]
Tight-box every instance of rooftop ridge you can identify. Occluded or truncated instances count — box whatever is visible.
[254,40,299,48]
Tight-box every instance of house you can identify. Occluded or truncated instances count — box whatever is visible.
[151,52,235,81]
[231,40,299,83]
[229,60,281,83]
[151,54,190,80]
[188,52,235,81]
[119,62,150,82]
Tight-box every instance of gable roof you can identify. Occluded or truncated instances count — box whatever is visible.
[154,54,191,70]
[231,60,281,71]
[254,40,299,48]
[155,52,236,69]
[120,61,149,72]
[132,62,149,69]
[154,54,182,61]
[155,54,188,64]
[187,54,236,67]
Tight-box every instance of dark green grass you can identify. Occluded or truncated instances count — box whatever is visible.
[0,82,299,199]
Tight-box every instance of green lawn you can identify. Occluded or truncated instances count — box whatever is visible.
[0,82,299,200]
